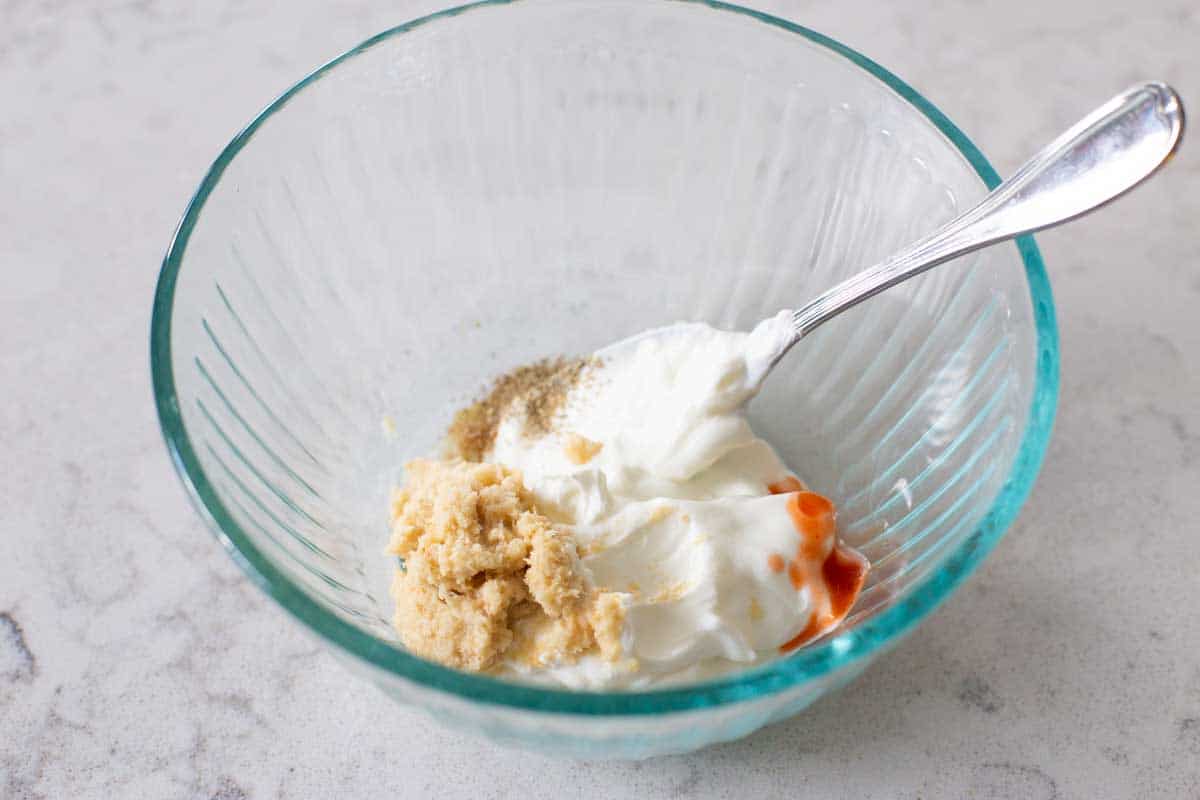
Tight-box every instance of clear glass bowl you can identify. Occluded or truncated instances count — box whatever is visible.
[151,0,1058,758]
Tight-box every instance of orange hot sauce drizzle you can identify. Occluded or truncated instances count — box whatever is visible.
[786,559,804,589]
[778,613,823,654]
[787,491,835,560]
[768,476,805,495]
[766,482,869,654]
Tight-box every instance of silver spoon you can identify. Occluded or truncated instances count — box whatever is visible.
[601,82,1184,386]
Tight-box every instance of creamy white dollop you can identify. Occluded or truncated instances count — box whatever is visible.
[491,315,860,688]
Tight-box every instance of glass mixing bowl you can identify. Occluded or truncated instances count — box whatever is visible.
[151,0,1058,758]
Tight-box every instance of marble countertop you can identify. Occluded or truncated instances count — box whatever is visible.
[3,1,1198,797]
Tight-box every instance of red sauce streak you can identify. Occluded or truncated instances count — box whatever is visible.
[786,560,804,590]
[794,491,834,518]
[768,476,805,495]
[775,490,869,654]
[767,553,786,573]
[786,492,834,560]
[779,613,824,653]
[824,546,869,618]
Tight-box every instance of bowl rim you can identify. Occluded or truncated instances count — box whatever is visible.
[150,0,1059,715]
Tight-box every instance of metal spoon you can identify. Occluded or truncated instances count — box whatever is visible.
[601,82,1185,386]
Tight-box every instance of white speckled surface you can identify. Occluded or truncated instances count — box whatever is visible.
[3,1,1199,797]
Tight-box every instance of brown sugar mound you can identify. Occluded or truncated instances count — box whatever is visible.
[446,357,598,462]
[387,459,624,672]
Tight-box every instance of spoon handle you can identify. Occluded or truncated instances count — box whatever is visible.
[790,82,1184,340]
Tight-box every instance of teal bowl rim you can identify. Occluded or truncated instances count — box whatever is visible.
[150,0,1059,715]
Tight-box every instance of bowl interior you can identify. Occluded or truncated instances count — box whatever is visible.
[154,0,1055,711]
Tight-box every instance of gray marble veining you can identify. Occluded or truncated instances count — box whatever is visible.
[2,1,1198,798]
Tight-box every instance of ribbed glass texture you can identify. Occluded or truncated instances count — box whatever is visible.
[152,0,1058,758]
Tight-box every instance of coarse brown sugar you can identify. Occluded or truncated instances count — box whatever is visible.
[386,458,625,672]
